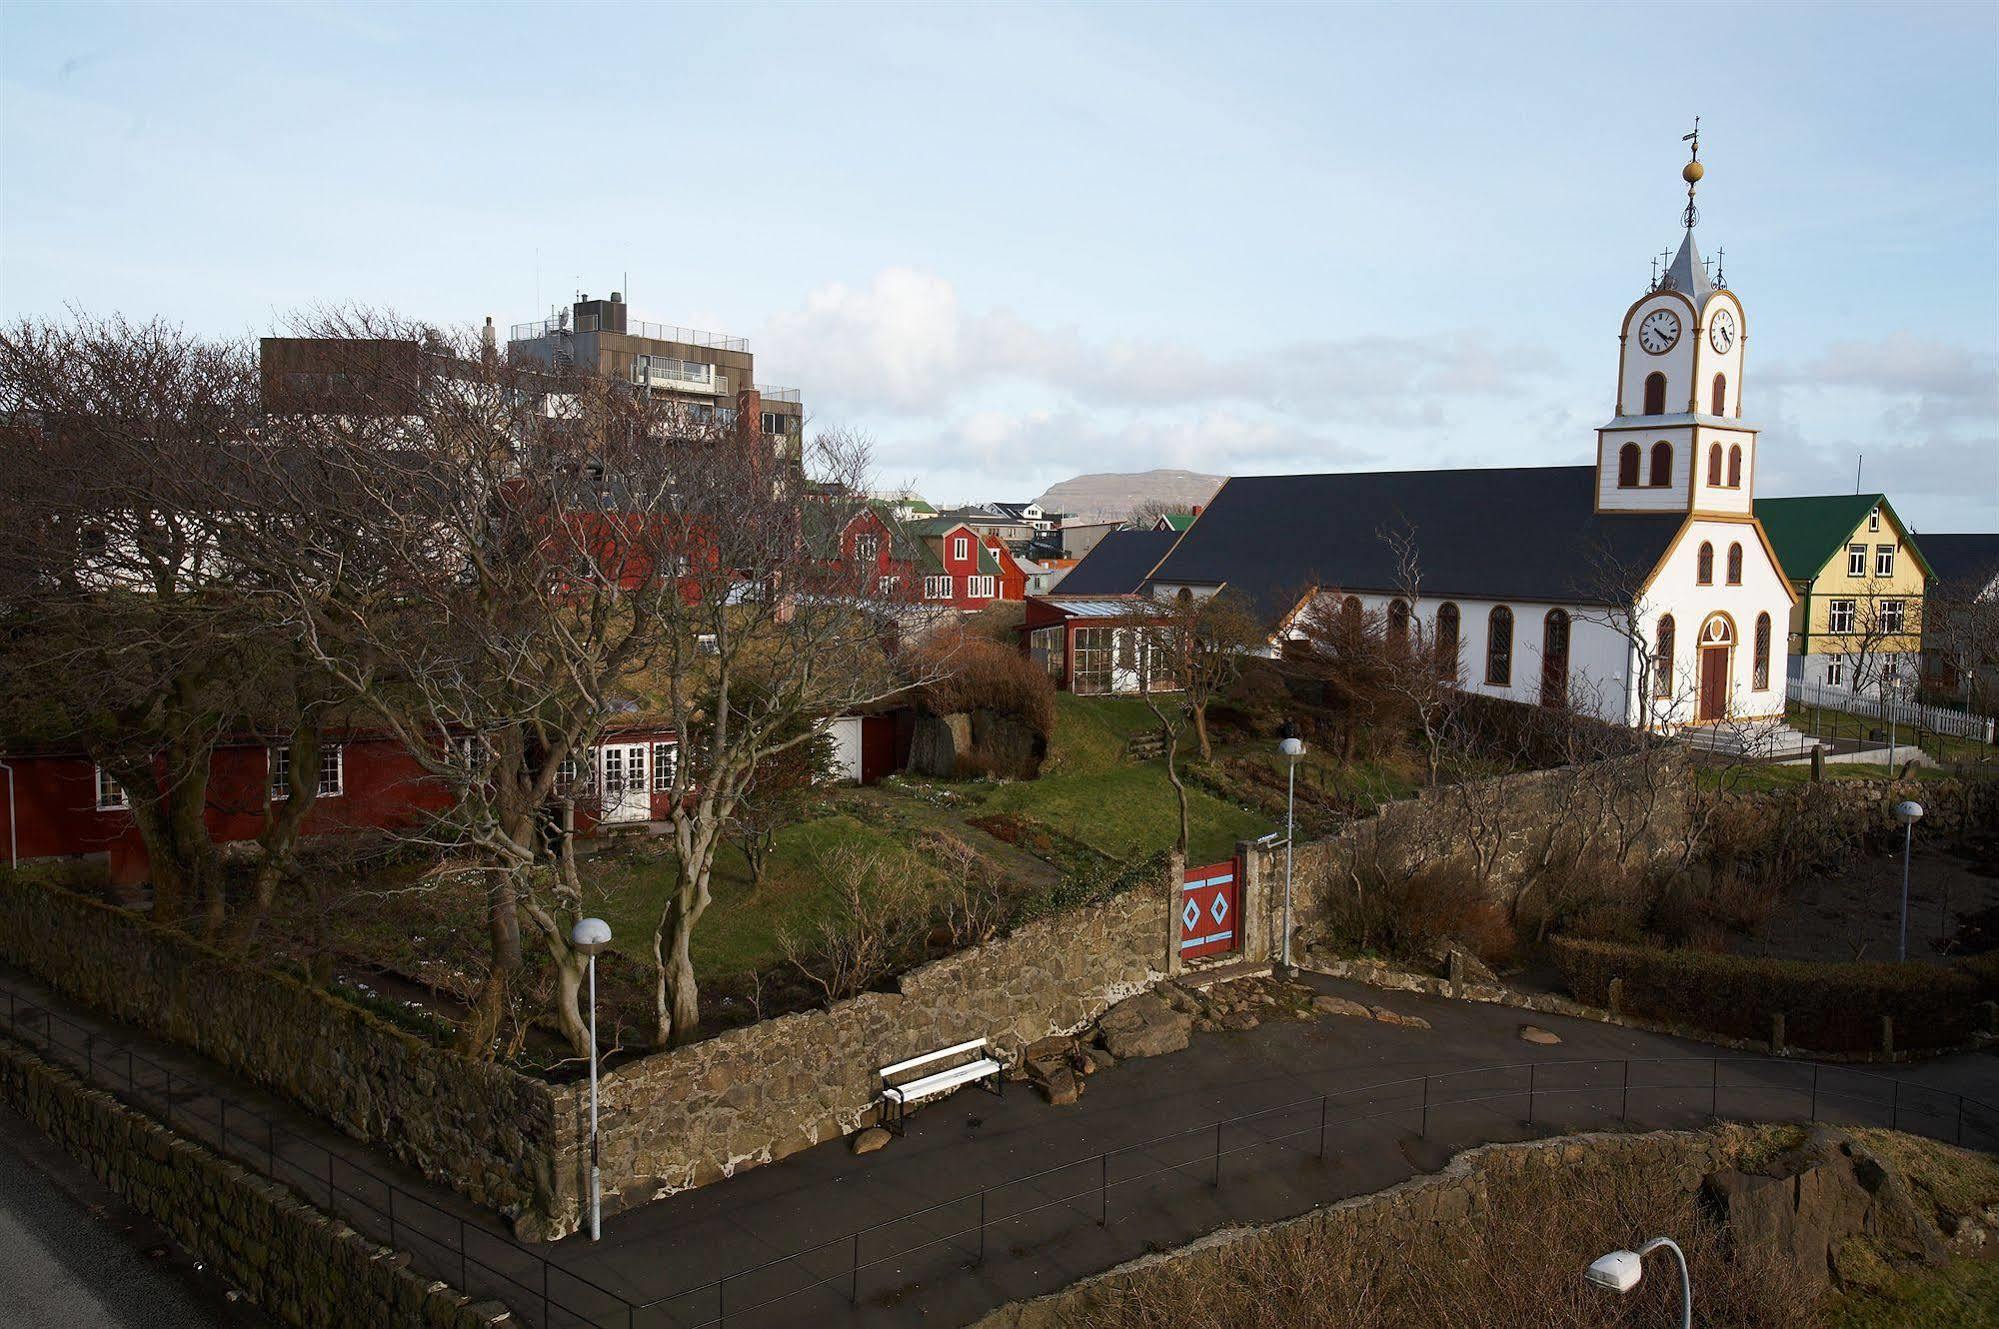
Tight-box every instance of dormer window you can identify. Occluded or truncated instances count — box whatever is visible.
[951,535,969,562]
[1642,372,1667,416]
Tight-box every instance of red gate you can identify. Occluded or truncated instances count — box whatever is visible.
[1179,858,1240,961]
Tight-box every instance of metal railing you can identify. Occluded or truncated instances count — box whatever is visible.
[753,386,803,404]
[509,317,749,354]
[4,986,1994,1329]
[1789,677,1995,744]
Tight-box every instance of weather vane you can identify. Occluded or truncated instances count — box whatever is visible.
[1680,116,1703,231]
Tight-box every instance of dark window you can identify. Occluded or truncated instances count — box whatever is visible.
[1706,444,1723,487]
[1726,542,1743,585]
[1654,615,1675,698]
[1435,602,1460,678]
[1540,609,1570,708]
[1649,441,1673,486]
[1697,541,1714,585]
[1711,373,1727,416]
[1387,598,1410,650]
[1727,444,1743,488]
[1617,443,1641,487]
[1642,372,1667,415]
[1753,613,1771,690]
[1486,606,1514,686]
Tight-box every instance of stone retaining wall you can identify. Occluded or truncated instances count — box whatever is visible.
[0,1035,513,1329]
[0,876,561,1235]
[556,875,1172,1238]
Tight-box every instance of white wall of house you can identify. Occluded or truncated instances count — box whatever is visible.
[1635,517,1794,727]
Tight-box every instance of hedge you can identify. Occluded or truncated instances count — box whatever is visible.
[1548,936,1999,1053]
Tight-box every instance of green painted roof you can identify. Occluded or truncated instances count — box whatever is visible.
[1754,493,1888,581]
[1159,512,1196,531]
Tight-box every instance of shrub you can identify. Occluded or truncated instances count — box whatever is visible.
[1316,858,1515,968]
[910,626,1056,738]
[1548,936,1998,1052]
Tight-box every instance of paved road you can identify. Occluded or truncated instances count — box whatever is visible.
[0,1103,268,1328]
[3,962,1994,1329]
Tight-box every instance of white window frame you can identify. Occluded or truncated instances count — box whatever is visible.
[877,574,899,595]
[94,765,128,811]
[1867,507,1881,532]
[1847,544,1867,577]
[269,745,292,801]
[1825,655,1845,687]
[652,741,678,792]
[556,753,580,787]
[1874,544,1895,578]
[1880,599,1905,634]
[270,742,343,799]
[317,744,345,798]
[951,535,970,562]
[1826,599,1856,634]
[967,575,996,598]
[853,532,880,564]
[924,574,953,600]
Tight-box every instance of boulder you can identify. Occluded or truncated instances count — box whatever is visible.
[1024,1035,1075,1063]
[1519,1025,1562,1046]
[1097,992,1192,1060]
[1312,995,1373,1020]
[1037,1066,1081,1106]
[1370,1006,1432,1030]
[1157,983,1201,1016]
[1219,1008,1261,1032]
[851,1128,892,1156]
[1086,1048,1117,1073]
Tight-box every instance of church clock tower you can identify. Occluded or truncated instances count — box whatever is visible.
[1597,128,1756,517]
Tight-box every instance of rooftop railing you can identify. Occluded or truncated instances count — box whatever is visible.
[509,316,749,353]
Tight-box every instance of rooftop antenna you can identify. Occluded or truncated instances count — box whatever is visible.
[1855,452,1863,494]
[1680,117,1703,231]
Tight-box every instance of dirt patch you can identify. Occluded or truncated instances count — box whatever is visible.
[1736,841,1999,965]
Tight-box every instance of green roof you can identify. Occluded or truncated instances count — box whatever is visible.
[1159,512,1195,531]
[1754,493,1929,582]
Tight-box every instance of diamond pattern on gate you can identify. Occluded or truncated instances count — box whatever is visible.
[1182,900,1201,931]
[1179,857,1241,961]
[1210,895,1229,924]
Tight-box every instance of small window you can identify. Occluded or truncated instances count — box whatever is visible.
[1726,444,1742,488]
[1485,606,1514,686]
[967,575,996,598]
[556,754,579,786]
[269,745,292,801]
[923,574,953,600]
[951,535,969,562]
[1847,544,1867,577]
[1880,599,1905,635]
[1753,612,1771,690]
[1653,615,1676,698]
[317,745,344,798]
[1540,608,1570,708]
[1387,598,1410,649]
[1711,373,1727,417]
[94,765,128,811]
[1827,599,1856,634]
[1649,441,1673,486]
[1706,444,1723,487]
[1435,602,1461,678]
[1696,541,1714,585]
[1617,443,1641,488]
[853,532,880,564]
[1642,372,1667,416]
[1726,542,1743,585]
[877,574,898,595]
[1874,544,1895,578]
[1867,507,1881,533]
[652,742,678,792]
[1825,655,1845,688]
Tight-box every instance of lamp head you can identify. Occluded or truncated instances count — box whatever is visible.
[570,916,613,955]
[1894,800,1925,825]
[1584,1249,1643,1294]
[1279,737,1306,759]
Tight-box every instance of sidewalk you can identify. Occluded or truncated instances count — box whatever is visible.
[4,960,1995,1329]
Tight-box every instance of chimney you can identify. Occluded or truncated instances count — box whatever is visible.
[480,315,497,364]
[1190,505,1203,517]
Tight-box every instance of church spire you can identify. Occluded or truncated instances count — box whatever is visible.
[1656,121,1714,302]
[1680,117,1703,231]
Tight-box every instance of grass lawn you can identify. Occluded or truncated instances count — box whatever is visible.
[1787,701,1995,766]
[1702,761,1989,795]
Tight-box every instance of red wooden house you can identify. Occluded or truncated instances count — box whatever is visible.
[911,520,1027,611]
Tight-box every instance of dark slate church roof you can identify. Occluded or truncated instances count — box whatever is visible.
[1914,533,1999,593]
[1057,528,1180,595]
[1145,466,1685,622]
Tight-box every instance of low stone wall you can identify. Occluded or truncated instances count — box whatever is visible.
[0,876,562,1235]
[0,1035,512,1329]
[558,875,1172,1238]
[968,1127,1751,1329]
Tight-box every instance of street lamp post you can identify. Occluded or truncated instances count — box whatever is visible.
[1894,800,1924,962]
[570,916,613,1242]
[1586,1236,1691,1329]
[1277,723,1306,975]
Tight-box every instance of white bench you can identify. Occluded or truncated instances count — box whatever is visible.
[876,1037,1003,1135]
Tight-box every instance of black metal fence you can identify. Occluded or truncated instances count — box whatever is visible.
[4,988,1994,1329]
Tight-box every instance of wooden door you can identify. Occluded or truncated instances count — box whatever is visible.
[1697,647,1729,723]
[597,743,650,822]
[1180,859,1240,961]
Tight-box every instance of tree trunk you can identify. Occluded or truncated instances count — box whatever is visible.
[456,870,521,1061]
[227,725,323,949]
[1192,703,1213,763]
[652,851,709,1047]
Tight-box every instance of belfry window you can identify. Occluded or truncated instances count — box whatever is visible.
[1642,372,1667,416]
[1617,443,1641,487]
[1706,444,1723,487]
[1711,373,1727,416]
[1649,441,1672,486]
[1727,445,1743,488]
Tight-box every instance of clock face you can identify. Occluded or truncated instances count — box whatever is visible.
[1709,309,1737,353]
[1638,309,1681,354]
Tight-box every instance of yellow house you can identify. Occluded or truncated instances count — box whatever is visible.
[1754,493,1930,693]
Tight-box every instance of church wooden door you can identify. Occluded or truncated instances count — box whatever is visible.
[1697,646,1729,723]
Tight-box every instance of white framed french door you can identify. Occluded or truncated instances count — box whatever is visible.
[596,743,650,822]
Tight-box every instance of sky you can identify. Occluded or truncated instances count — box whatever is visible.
[2,2,1995,530]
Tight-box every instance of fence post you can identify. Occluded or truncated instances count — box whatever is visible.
[1810,1065,1819,1122]
[542,1258,549,1326]
[1710,1059,1719,1119]
[1891,1079,1900,1131]
[459,1217,467,1289]
[1420,1076,1431,1138]
[849,1231,860,1306]
[388,1186,396,1249]
[977,1189,987,1265]
[1956,1097,1965,1147]
[267,1119,275,1176]
[219,1096,227,1153]
[84,1033,93,1085]
[1620,1062,1629,1124]
[1097,1153,1108,1227]
[1211,1121,1222,1188]
[164,1068,173,1127]
[1527,1062,1536,1125]
[1317,1094,1328,1158]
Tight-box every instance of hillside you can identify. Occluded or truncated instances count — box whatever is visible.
[1033,468,1226,523]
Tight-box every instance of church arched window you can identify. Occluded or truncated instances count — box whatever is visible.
[1435,602,1460,678]
[1485,606,1513,686]
[1726,541,1743,585]
[1617,443,1641,487]
[1727,445,1743,488]
[1649,441,1673,486]
[1540,609,1570,708]
[1387,598,1410,651]
[1753,612,1772,690]
[1707,444,1723,487]
[1653,615,1675,698]
[1711,373,1727,416]
[1696,541,1714,585]
[1643,372,1667,416]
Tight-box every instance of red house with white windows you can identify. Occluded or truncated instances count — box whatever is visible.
[912,520,1027,611]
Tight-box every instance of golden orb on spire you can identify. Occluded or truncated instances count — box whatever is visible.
[1683,159,1705,184]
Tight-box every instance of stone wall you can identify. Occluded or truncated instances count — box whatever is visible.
[554,875,1172,1238]
[1240,746,1695,959]
[0,1036,513,1329]
[0,876,563,1236]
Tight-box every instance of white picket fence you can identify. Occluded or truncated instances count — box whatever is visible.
[1787,678,1995,744]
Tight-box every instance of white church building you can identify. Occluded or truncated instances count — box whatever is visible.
[1108,135,1798,734]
